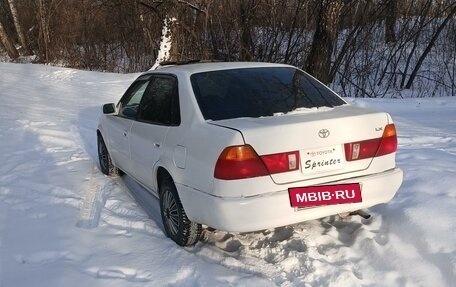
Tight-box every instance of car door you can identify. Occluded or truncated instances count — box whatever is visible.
[129,75,180,191]
[104,76,151,174]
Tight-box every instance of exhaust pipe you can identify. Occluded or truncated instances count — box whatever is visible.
[349,210,371,220]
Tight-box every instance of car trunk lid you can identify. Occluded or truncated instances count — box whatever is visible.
[210,105,390,184]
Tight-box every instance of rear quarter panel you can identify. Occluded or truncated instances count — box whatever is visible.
[165,122,245,194]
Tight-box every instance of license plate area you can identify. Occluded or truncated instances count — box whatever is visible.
[301,145,346,174]
[289,183,362,208]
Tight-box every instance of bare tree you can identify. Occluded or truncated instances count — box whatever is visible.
[384,0,396,43]
[239,0,256,61]
[0,17,19,59]
[405,2,456,89]
[38,0,50,62]
[8,0,32,55]
[1,0,454,98]
[306,0,344,84]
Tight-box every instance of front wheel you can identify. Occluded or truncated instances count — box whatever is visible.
[159,177,201,246]
[97,134,119,177]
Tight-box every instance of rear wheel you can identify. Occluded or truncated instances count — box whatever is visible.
[159,176,201,246]
[97,134,119,177]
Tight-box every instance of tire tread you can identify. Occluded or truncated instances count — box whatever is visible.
[160,177,201,246]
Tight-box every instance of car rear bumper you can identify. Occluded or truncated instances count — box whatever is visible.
[177,168,403,232]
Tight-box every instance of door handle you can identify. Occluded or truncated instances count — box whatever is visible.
[154,143,161,148]
[123,130,128,137]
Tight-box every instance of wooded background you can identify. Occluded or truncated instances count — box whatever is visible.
[0,0,455,97]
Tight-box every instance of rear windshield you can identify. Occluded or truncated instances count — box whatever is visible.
[190,67,345,121]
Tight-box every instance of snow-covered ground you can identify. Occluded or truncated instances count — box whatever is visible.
[0,62,455,287]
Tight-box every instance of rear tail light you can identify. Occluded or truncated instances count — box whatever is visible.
[214,145,269,180]
[376,123,398,157]
[344,124,397,161]
[214,145,300,180]
[261,151,300,174]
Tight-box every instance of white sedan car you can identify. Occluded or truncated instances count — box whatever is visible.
[97,62,403,246]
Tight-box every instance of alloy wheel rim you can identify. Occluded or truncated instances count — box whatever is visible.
[99,140,108,170]
[163,189,179,236]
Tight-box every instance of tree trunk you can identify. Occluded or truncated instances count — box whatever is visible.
[168,17,180,62]
[0,19,19,59]
[38,0,51,62]
[150,17,177,70]
[384,0,396,43]
[8,0,33,55]
[306,0,344,84]
[239,0,255,61]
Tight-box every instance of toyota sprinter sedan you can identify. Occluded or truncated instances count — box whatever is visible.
[97,62,403,246]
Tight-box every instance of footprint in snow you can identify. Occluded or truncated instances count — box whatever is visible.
[85,266,152,282]
[15,251,77,264]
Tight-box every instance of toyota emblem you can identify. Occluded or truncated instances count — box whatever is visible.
[318,129,330,138]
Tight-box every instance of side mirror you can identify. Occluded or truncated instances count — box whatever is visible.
[102,103,116,114]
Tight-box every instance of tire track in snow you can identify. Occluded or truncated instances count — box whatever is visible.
[76,166,113,229]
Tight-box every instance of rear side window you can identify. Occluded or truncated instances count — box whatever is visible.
[137,75,180,126]
[190,67,345,121]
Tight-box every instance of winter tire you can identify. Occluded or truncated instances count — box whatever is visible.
[97,134,119,177]
[159,176,201,246]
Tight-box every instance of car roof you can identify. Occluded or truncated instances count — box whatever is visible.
[144,61,294,75]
